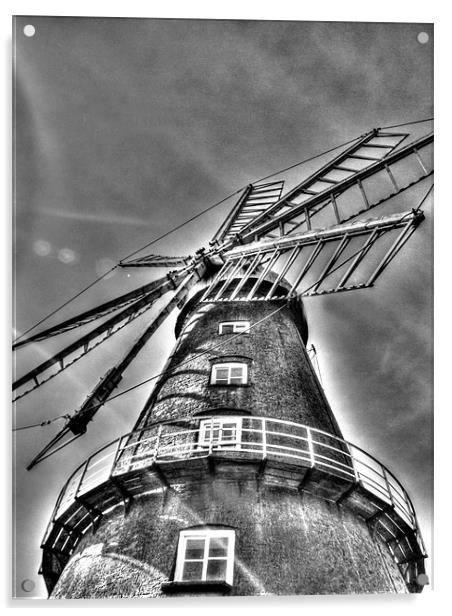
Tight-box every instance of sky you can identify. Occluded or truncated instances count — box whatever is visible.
[12,16,433,599]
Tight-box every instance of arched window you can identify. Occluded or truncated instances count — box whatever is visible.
[210,362,248,386]
[174,528,235,585]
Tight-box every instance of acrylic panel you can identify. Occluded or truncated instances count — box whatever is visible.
[13,16,433,599]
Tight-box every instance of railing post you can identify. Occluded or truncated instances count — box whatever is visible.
[404,487,417,529]
[153,424,163,462]
[349,444,360,482]
[382,467,395,508]
[75,459,89,499]
[110,437,124,478]
[46,483,66,539]
[208,418,214,454]
[306,427,315,467]
[261,418,267,458]
[52,483,66,520]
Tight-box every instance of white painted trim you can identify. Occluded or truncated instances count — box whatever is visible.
[174,528,235,584]
[218,321,250,335]
[210,362,248,385]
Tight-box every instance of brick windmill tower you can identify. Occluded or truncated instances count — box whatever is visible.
[13,126,432,597]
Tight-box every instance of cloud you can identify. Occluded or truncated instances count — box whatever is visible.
[37,206,151,227]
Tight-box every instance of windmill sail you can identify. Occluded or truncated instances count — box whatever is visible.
[235,132,432,244]
[212,180,284,244]
[12,270,197,402]
[201,210,424,302]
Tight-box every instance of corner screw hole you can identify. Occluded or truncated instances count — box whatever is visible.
[23,25,35,37]
[417,32,429,44]
[21,579,35,592]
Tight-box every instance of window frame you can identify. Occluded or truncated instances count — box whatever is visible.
[174,528,235,585]
[210,362,248,386]
[218,321,250,335]
[198,417,243,450]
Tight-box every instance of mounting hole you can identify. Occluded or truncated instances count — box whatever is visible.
[416,573,429,586]
[21,579,35,592]
[417,32,429,44]
[23,24,36,37]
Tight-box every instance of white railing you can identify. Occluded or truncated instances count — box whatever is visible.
[48,415,420,537]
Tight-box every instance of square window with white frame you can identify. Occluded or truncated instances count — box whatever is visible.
[218,321,250,335]
[211,362,248,386]
[174,528,235,585]
[199,417,242,449]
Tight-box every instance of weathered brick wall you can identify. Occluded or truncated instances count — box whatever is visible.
[135,299,341,437]
[51,477,407,598]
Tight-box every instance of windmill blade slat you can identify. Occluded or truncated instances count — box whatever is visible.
[213,256,248,301]
[12,270,194,401]
[246,250,281,300]
[236,133,432,244]
[245,192,285,201]
[201,210,423,302]
[229,252,266,300]
[336,229,379,289]
[264,246,302,300]
[357,142,394,149]
[287,241,324,295]
[347,153,382,162]
[309,234,350,294]
[13,273,182,350]
[212,181,284,243]
[365,224,418,286]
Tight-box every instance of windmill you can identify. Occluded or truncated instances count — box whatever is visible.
[13,124,433,596]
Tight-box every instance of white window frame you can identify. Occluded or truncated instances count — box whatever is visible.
[210,362,248,386]
[218,321,250,335]
[174,528,235,585]
[198,417,243,450]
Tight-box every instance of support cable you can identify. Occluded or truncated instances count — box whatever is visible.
[119,189,244,263]
[250,135,362,184]
[308,345,323,386]
[314,353,323,387]
[13,266,118,345]
[379,117,433,131]
[13,414,70,432]
[413,184,434,213]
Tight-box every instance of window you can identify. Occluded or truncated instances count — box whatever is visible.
[174,529,235,585]
[199,417,242,449]
[218,321,250,335]
[211,362,248,386]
